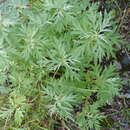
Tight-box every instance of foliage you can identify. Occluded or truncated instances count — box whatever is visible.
[0,0,122,129]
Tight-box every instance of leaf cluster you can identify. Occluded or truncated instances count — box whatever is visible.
[0,0,122,129]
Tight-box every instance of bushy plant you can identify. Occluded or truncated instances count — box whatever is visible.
[0,0,122,129]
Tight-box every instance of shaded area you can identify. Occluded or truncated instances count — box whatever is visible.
[99,0,130,129]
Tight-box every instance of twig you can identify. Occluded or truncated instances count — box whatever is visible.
[118,8,127,30]
[4,115,9,130]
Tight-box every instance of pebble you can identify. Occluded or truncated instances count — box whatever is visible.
[121,55,130,65]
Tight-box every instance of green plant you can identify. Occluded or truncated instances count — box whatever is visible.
[0,0,122,129]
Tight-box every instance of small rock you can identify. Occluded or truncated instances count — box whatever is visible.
[122,77,129,85]
[121,55,130,65]
[126,94,130,98]
[126,89,130,93]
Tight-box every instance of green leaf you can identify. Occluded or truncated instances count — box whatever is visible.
[14,108,24,126]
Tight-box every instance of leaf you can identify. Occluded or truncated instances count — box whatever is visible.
[14,108,24,126]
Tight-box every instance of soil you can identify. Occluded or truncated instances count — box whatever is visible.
[99,0,130,129]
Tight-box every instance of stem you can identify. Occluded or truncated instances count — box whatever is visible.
[4,115,9,130]
[61,120,70,130]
